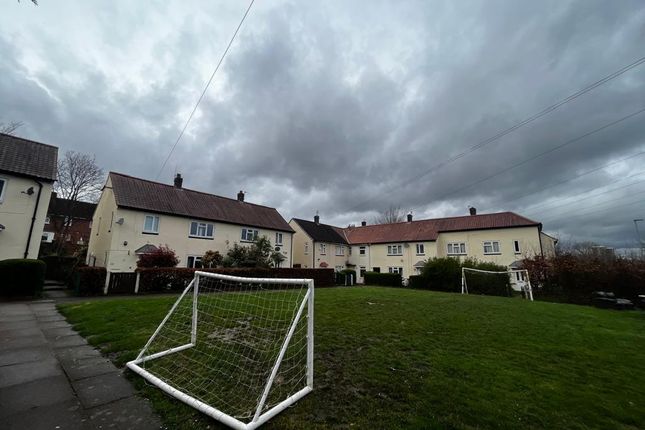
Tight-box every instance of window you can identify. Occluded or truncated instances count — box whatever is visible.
[513,240,521,254]
[0,177,6,203]
[359,246,366,255]
[304,242,309,254]
[483,241,501,254]
[319,243,326,255]
[335,265,344,272]
[372,267,380,273]
[335,245,344,256]
[389,267,403,275]
[241,228,259,242]
[186,256,203,268]
[515,271,526,281]
[447,242,466,255]
[275,232,283,246]
[45,216,51,225]
[64,216,73,227]
[143,215,159,234]
[359,266,366,277]
[416,243,425,255]
[387,244,403,255]
[41,232,54,243]
[189,221,214,239]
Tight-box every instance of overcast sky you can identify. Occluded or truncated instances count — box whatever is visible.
[2,0,645,247]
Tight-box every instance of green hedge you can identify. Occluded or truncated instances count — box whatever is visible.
[336,269,357,285]
[364,271,402,287]
[408,275,428,289]
[414,257,511,296]
[0,259,46,296]
[40,256,79,282]
[71,267,107,296]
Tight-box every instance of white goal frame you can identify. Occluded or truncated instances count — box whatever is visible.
[126,271,314,430]
[461,267,533,301]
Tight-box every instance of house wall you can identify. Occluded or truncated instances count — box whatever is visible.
[290,221,313,268]
[349,241,437,280]
[0,173,53,260]
[289,220,349,270]
[89,186,292,272]
[42,216,93,255]
[87,176,117,267]
[313,241,349,270]
[540,232,557,257]
[435,226,543,267]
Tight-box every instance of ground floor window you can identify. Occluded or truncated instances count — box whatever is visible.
[360,266,366,277]
[187,255,203,268]
[335,265,344,272]
[389,267,403,275]
[372,267,380,273]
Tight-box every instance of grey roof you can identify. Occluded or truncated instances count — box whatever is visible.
[291,218,348,244]
[0,133,58,181]
[135,244,158,254]
[109,172,294,233]
[48,194,96,220]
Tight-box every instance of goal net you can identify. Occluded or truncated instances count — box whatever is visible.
[126,272,314,430]
[461,267,533,300]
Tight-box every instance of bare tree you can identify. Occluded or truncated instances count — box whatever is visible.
[373,205,406,224]
[54,151,104,254]
[0,121,23,135]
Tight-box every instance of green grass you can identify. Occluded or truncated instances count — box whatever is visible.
[58,287,645,430]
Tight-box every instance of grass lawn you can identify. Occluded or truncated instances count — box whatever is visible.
[58,287,645,429]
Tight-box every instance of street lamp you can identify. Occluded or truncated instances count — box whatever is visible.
[634,219,644,258]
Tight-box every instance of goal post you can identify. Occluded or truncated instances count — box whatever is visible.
[461,267,533,301]
[126,271,314,430]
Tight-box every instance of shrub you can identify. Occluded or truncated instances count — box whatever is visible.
[137,245,179,268]
[418,257,511,296]
[408,275,428,289]
[39,255,80,283]
[0,259,46,296]
[419,257,462,292]
[461,260,512,297]
[71,267,107,296]
[364,271,402,287]
[202,250,223,268]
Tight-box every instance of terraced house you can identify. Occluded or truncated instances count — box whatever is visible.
[87,172,294,272]
[290,209,556,283]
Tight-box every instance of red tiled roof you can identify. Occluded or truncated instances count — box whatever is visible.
[0,133,58,181]
[342,212,540,244]
[109,172,294,232]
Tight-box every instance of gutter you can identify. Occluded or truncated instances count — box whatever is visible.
[24,179,44,259]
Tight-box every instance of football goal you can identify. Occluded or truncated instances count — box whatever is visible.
[461,267,533,300]
[126,272,314,430]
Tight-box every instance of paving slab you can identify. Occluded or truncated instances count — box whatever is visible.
[55,344,103,361]
[0,357,64,388]
[0,319,40,330]
[73,372,135,409]
[0,345,52,367]
[0,326,43,338]
[39,319,72,329]
[36,315,66,322]
[0,314,36,323]
[42,326,79,340]
[86,396,162,430]
[51,334,88,349]
[0,333,48,351]
[61,356,118,381]
[0,304,32,315]
[4,399,90,430]
[0,375,76,418]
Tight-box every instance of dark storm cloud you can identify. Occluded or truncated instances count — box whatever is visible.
[2,0,645,247]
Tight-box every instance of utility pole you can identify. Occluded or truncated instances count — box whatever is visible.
[634,219,644,259]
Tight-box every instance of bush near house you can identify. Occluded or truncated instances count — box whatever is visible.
[523,254,645,305]
[71,267,107,296]
[0,259,46,296]
[335,269,357,285]
[364,271,402,287]
[39,255,80,283]
[137,245,179,268]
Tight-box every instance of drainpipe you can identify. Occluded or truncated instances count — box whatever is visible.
[312,240,316,268]
[289,232,293,267]
[538,225,544,258]
[24,180,44,259]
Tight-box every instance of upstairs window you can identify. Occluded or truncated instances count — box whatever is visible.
[143,215,159,234]
[335,245,344,256]
[416,243,425,255]
[387,244,403,255]
[483,241,501,254]
[190,221,214,239]
[319,243,327,255]
[304,242,309,254]
[359,246,366,255]
[241,228,259,242]
[447,242,466,255]
[513,240,521,254]
[275,232,283,245]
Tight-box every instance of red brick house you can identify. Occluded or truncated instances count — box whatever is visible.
[41,192,96,255]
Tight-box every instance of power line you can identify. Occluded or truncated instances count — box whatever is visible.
[156,0,256,180]
[411,107,645,214]
[540,194,645,224]
[348,55,645,212]
[533,188,645,220]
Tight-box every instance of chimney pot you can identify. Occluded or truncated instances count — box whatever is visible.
[469,207,477,216]
[407,213,413,222]
[361,220,367,226]
[237,190,245,202]
[174,173,183,188]
[314,214,320,224]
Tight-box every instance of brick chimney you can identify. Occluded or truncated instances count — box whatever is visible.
[407,213,413,222]
[314,212,320,224]
[361,220,367,226]
[237,191,245,202]
[469,206,477,216]
[174,173,183,188]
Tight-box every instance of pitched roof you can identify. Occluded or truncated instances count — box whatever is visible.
[342,212,540,244]
[47,194,96,220]
[0,133,58,181]
[291,218,348,244]
[109,172,294,232]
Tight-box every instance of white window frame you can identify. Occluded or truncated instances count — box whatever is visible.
[319,243,326,255]
[275,232,283,246]
[41,231,54,243]
[241,228,259,242]
[416,243,425,255]
[513,240,521,254]
[143,215,160,234]
[189,221,214,239]
[359,246,366,255]
[64,216,73,227]
[45,216,51,225]
[447,242,466,255]
[334,265,344,272]
[388,267,403,275]
[186,255,203,268]
[0,177,6,203]
[304,242,309,255]
[483,240,501,255]
[387,244,403,256]
[335,245,344,256]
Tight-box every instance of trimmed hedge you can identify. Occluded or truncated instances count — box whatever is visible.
[364,271,402,287]
[40,256,79,282]
[336,269,357,285]
[137,267,335,293]
[414,257,511,296]
[71,267,107,296]
[0,259,46,296]
[408,275,427,289]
